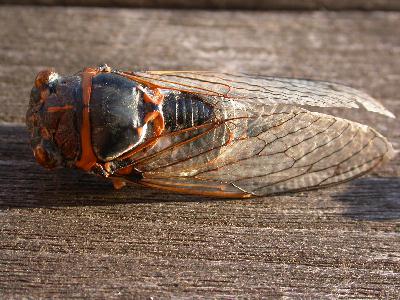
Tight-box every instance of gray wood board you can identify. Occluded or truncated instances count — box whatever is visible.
[2,0,400,11]
[0,6,399,298]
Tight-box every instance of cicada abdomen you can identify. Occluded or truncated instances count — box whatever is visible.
[26,65,395,197]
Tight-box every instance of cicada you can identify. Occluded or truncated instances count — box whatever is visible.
[26,64,395,198]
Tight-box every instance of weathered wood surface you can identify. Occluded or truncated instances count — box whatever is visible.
[0,5,399,298]
[2,0,400,11]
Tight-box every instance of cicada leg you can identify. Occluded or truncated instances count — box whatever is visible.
[110,165,143,189]
[111,178,127,189]
[90,163,109,176]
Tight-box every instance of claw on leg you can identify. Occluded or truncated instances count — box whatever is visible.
[112,178,126,190]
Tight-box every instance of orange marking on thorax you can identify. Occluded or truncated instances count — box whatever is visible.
[75,68,99,171]
[136,126,144,137]
[122,87,166,155]
[144,111,165,136]
[143,88,164,105]
[143,88,165,137]
[47,105,74,113]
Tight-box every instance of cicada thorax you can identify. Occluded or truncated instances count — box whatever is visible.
[89,72,216,162]
[84,71,219,180]
[89,72,145,162]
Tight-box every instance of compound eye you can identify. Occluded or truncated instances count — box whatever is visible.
[34,69,59,98]
[35,69,55,88]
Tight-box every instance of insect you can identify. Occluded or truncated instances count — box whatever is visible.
[26,64,395,198]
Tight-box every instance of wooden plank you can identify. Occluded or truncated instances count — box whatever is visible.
[1,124,399,298]
[2,0,400,11]
[0,6,399,298]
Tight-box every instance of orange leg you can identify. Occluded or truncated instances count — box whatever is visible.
[110,165,133,189]
[116,165,133,175]
[111,178,126,189]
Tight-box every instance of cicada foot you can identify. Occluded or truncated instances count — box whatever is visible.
[110,165,143,190]
[90,162,128,189]
[104,163,143,181]
[111,178,127,190]
[90,163,110,177]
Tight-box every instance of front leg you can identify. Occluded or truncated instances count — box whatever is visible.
[89,162,110,177]
[90,162,141,190]
[110,178,127,190]
[103,162,144,190]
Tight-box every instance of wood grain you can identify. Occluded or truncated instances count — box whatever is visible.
[0,6,399,298]
[2,0,400,11]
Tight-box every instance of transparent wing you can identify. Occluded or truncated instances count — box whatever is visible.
[119,71,395,118]
[118,105,394,197]
[113,120,253,197]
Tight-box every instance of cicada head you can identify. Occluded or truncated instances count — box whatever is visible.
[26,69,81,169]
